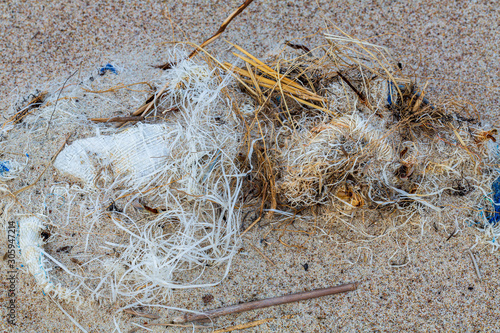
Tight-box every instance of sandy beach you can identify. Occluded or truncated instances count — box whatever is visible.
[1,1,499,332]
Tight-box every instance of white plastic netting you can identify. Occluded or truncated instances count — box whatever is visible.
[17,216,83,303]
[2,51,247,307]
[1,39,499,315]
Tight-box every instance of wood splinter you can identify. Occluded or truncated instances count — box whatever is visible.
[91,116,145,123]
[123,308,160,320]
[156,0,254,70]
[173,283,357,323]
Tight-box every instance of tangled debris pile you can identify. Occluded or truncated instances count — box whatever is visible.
[0,29,498,316]
[233,34,499,249]
[1,50,246,307]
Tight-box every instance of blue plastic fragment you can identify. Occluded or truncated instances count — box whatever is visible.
[488,177,500,225]
[98,63,118,75]
[387,81,391,105]
[387,80,395,105]
[0,161,10,175]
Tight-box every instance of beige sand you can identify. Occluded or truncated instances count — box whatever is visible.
[1,1,499,332]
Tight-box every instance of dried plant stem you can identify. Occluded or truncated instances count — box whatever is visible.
[222,43,339,115]
[157,0,254,70]
[187,0,254,59]
[213,317,275,333]
[336,71,367,105]
[173,283,357,323]
[227,41,306,91]
[468,250,482,280]
[131,84,170,117]
[46,67,80,135]
[246,241,275,266]
[241,215,261,236]
[128,322,207,333]
[241,183,266,236]
[123,308,160,320]
[7,91,48,126]
[91,116,145,123]
[134,0,254,116]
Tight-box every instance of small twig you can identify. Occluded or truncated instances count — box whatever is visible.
[173,283,357,323]
[446,228,457,241]
[246,241,275,266]
[213,317,275,333]
[241,215,261,236]
[46,67,80,135]
[412,81,429,112]
[91,116,145,123]
[468,250,482,280]
[285,41,311,54]
[156,0,254,70]
[336,71,367,104]
[123,309,160,320]
[131,85,169,117]
[128,322,208,333]
[132,94,156,116]
[12,91,48,124]
[241,183,266,236]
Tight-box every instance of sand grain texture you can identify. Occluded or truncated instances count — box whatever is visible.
[1,1,499,332]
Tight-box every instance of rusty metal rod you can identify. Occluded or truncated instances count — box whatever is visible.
[173,283,357,323]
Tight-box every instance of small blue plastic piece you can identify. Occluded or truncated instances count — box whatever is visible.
[98,63,118,75]
[0,161,10,175]
[488,177,500,225]
[387,80,395,105]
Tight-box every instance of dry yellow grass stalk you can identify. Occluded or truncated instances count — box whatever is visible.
[213,318,275,333]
